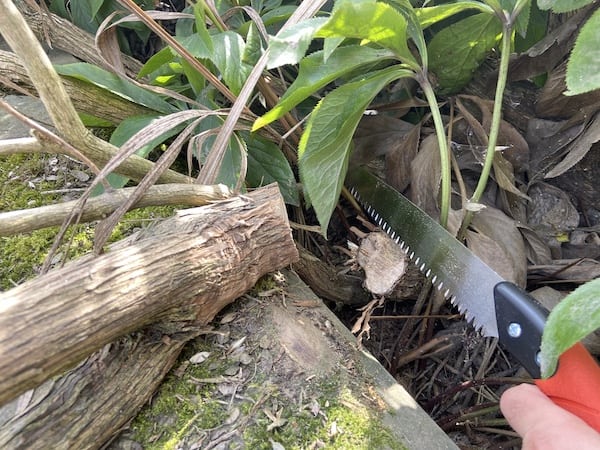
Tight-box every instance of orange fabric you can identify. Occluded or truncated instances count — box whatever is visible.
[535,342,600,433]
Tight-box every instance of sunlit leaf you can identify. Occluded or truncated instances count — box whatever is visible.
[55,63,176,113]
[267,18,328,69]
[299,66,413,235]
[537,0,594,13]
[246,134,299,205]
[428,13,502,94]
[540,278,600,378]
[416,2,493,29]
[315,0,418,68]
[565,8,600,95]
[253,45,396,130]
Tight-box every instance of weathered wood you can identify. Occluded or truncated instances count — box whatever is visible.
[0,183,232,237]
[293,246,369,305]
[0,0,190,185]
[0,184,298,407]
[14,1,143,77]
[0,327,195,449]
[0,50,154,124]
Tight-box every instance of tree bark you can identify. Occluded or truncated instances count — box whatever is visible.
[0,184,298,408]
[0,50,154,125]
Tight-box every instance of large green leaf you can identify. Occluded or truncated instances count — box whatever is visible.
[55,63,176,114]
[299,66,413,235]
[267,18,328,69]
[211,31,252,95]
[253,45,396,131]
[246,133,299,205]
[540,278,600,378]
[416,2,494,29]
[537,0,594,13]
[565,8,600,95]
[315,0,418,68]
[428,13,502,94]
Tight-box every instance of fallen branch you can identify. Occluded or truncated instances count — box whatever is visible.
[0,183,231,236]
[0,184,298,407]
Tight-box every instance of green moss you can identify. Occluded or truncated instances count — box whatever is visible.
[243,377,405,450]
[0,153,176,291]
[129,342,231,450]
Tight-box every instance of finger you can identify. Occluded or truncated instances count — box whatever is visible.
[500,384,561,436]
[501,383,600,450]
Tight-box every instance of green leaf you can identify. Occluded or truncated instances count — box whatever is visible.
[245,133,299,205]
[382,0,428,68]
[55,63,176,114]
[177,33,213,59]
[92,114,189,194]
[138,47,174,79]
[428,13,502,94]
[211,31,252,95]
[261,5,298,26]
[253,45,396,130]
[193,1,214,53]
[315,0,418,68]
[499,0,531,36]
[110,115,184,150]
[416,2,494,30]
[267,18,328,69]
[540,278,600,378]
[537,0,594,13]
[243,22,263,66]
[299,66,413,235]
[565,8,600,95]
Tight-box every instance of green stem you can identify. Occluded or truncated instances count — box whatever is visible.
[419,72,451,228]
[457,21,513,239]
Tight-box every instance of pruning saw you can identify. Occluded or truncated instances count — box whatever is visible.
[346,166,600,431]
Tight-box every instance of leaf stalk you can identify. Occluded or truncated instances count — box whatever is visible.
[458,19,513,239]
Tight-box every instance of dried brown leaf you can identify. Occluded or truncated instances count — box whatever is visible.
[519,226,553,265]
[492,153,528,198]
[410,134,440,217]
[385,123,421,192]
[545,112,600,178]
[352,115,414,165]
[96,11,193,75]
[467,206,527,286]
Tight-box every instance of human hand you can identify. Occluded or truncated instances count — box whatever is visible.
[500,383,600,450]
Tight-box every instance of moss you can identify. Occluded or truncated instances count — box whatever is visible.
[0,153,176,290]
[129,342,231,450]
[243,376,406,450]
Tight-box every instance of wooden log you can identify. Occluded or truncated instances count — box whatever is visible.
[0,326,197,449]
[0,184,298,407]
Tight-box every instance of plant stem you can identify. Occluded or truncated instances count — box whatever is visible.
[457,20,513,239]
[418,72,451,228]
